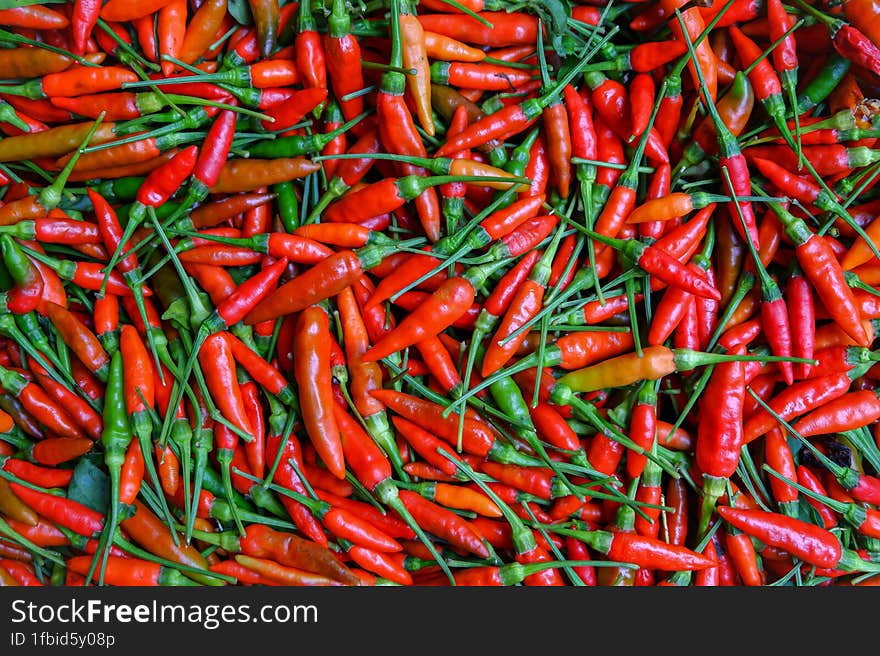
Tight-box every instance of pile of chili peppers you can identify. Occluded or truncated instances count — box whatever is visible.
[6,0,880,588]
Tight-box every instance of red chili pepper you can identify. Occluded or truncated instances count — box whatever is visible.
[374,388,530,465]
[0,368,85,441]
[244,234,410,325]
[40,301,109,382]
[263,432,326,546]
[292,0,326,95]
[764,427,799,513]
[2,458,73,488]
[786,265,815,379]
[3,66,139,100]
[716,506,847,570]
[621,382,655,478]
[0,5,69,30]
[324,0,365,125]
[797,466,840,530]
[635,461,664,541]
[363,276,475,362]
[558,525,717,571]
[293,306,345,479]
[417,12,538,48]
[397,489,490,559]
[8,483,103,537]
[794,390,880,436]
[71,0,102,55]
[587,72,669,167]
[663,0,717,103]
[137,145,198,211]
[197,332,253,440]
[629,73,655,140]
[481,230,563,375]
[723,526,763,586]
[0,560,41,586]
[767,201,870,347]
[174,0,227,65]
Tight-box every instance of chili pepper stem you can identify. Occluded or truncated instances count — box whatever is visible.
[697,474,727,539]
[577,166,604,304]
[218,449,246,537]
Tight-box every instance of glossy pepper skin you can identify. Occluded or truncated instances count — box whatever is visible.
[10,0,880,593]
[294,306,346,480]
